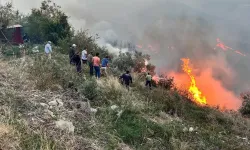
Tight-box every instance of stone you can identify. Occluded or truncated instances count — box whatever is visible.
[111,105,118,110]
[48,99,63,108]
[189,127,194,132]
[32,46,39,53]
[45,110,55,118]
[90,108,98,114]
[40,103,49,109]
[55,120,74,133]
[48,100,58,106]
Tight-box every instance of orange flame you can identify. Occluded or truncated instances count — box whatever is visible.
[152,75,160,84]
[181,58,207,105]
[215,38,246,57]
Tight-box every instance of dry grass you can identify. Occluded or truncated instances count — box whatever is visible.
[0,124,20,150]
[0,54,249,149]
[97,76,146,111]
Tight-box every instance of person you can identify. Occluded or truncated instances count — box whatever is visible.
[69,44,77,64]
[23,33,29,43]
[73,51,82,73]
[120,71,133,90]
[87,52,94,76]
[145,72,152,90]
[81,47,88,65]
[101,56,109,76]
[92,53,101,79]
[44,41,52,59]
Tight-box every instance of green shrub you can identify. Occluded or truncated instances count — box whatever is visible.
[77,78,100,100]
[113,110,172,149]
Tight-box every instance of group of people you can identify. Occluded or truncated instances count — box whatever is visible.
[44,41,153,90]
[119,71,152,90]
[68,44,109,79]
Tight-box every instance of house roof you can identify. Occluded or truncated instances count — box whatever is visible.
[7,24,23,28]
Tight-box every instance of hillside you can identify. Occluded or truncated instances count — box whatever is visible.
[1,1,250,149]
[0,51,249,150]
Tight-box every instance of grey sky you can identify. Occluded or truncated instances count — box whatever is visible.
[8,0,250,37]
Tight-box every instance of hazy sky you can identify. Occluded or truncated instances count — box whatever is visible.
[5,0,250,40]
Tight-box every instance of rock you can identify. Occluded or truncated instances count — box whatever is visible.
[45,110,55,118]
[111,105,118,110]
[189,127,194,132]
[40,103,49,109]
[242,137,248,140]
[55,120,74,133]
[48,100,58,106]
[118,143,132,150]
[32,46,39,53]
[48,99,63,108]
[90,108,98,114]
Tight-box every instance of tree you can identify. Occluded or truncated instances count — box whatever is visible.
[240,92,250,117]
[0,3,14,29]
[25,0,72,44]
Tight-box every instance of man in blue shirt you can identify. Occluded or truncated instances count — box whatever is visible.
[101,56,109,76]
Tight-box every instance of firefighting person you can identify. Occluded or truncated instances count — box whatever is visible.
[145,72,152,90]
[120,71,133,90]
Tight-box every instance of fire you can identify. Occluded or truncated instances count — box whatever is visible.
[215,38,246,57]
[181,58,207,105]
[152,75,160,84]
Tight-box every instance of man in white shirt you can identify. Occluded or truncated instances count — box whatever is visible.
[81,47,88,64]
[44,41,52,59]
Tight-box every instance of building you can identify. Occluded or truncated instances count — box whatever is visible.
[0,24,24,45]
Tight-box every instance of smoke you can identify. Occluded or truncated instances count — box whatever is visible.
[11,0,250,109]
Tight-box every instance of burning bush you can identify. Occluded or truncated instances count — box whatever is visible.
[155,76,175,90]
[240,92,250,117]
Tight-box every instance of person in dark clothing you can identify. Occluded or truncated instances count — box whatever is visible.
[87,52,94,76]
[69,44,77,64]
[73,51,82,73]
[23,33,29,43]
[120,71,133,90]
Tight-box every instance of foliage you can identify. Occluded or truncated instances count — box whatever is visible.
[77,78,100,100]
[114,110,172,149]
[0,3,14,29]
[71,30,110,58]
[158,76,175,90]
[240,92,250,117]
[112,50,156,74]
[112,51,135,72]
[24,0,72,44]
